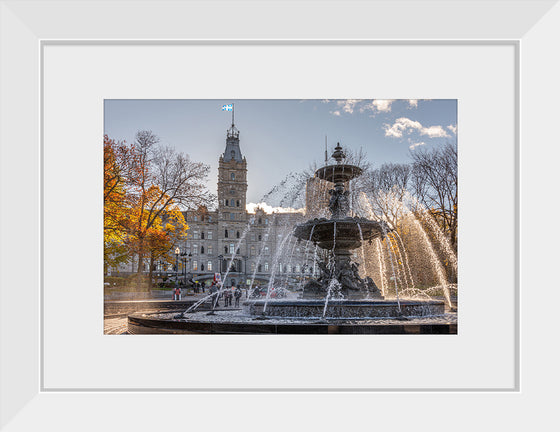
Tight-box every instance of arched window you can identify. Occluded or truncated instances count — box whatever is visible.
[264,262,269,272]
[200,246,204,254]
[224,246,228,254]
[236,200,240,207]
[236,231,240,239]
[258,234,262,241]
[264,246,269,255]
[258,218,262,224]
[225,199,229,206]
[231,172,235,180]
[258,264,262,272]
[201,263,205,271]
[225,229,228,238]
[201,232,205,239]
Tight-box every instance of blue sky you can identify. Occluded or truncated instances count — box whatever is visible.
[104,99,457,203]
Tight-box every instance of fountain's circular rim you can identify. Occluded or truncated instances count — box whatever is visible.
[315,164,363,182]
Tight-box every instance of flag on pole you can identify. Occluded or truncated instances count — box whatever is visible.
[221,104,233,111]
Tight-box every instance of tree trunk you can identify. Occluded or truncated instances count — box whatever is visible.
[148,254,154,294]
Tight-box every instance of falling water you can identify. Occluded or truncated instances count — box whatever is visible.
[409,214,452,307]
[392,230,415,289]
[322,278,342,318]
[375,238,387,297]
[388,233,410,290]
[247,221,275,292]
[404,191,458,273]
[382,228,402,312]
[297,225,315,292]
[263,230,294,313]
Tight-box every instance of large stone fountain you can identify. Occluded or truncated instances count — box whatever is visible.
[126,143,452,334]
[294,143,389,300]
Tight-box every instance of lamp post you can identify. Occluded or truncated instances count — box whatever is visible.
[175,247,180,293]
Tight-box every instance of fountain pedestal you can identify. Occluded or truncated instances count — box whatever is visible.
[294,143,388,300]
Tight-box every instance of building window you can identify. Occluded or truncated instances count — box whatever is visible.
[225,199,229,206]
[264,262,269,272]
[225,229,228,238]
[265,218,269,225]
[264,246,269,255]
[230,213,235,220]
[201,232,205,239]
[250,233,255,241]
[208,231,213,240]
[193,215,198,221]
[200,246,205,254]
[258,234,262,241]
[207,245,213,255]
[193,245,198,255]
[251,262,255,272]
[264,234,269,241]
[250,246,255,256]
[258,218,262,224]
[258,264,262,272]
[201,263,205,271]
[193,231,199,240]
[296,264,301,272]
[208,216,212,222]
[224,246,228,254]
[286,265,291,273]
[236,200,240,207]
[236,231,240,239]
[229,243,235,254]
[231,172,235,180]
[208,261,212,271]
[279,263,283,273]
[192,261,198,271]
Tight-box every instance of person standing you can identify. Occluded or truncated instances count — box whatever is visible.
[234,287,242,307]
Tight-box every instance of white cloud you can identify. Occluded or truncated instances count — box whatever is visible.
[447,124,457,134]
[336,99,360,114]
[361,99,394,115]
[383,117,422,138]
[421,125,449,138]
[409,141,426,150]
[246,202,304,214]
[408,99,419,108]
[331,110,341,116]
[383,117,450,139]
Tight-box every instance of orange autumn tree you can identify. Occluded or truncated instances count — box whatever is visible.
[123,130,212,289]
[104,135,131,272]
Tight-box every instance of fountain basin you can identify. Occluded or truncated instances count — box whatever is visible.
[315,164,363,183]
[245,299,445,319]
[127,308,456,334]
[293,217,389,249]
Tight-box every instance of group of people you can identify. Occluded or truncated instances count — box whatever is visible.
[209,282,245,308]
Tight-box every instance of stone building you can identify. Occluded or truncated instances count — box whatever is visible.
[178,122,315,288]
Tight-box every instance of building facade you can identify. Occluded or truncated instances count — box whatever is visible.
[112,121,339,288]
[180,122,318,288]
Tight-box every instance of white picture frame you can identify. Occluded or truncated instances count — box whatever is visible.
[1,1,558,430]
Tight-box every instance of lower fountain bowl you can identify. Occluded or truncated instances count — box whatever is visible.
[244,299,446,319]
[127,299,455,335]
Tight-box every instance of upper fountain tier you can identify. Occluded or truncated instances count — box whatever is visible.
[315,142,363,184]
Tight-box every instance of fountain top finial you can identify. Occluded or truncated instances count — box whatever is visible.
[332,142,346,164]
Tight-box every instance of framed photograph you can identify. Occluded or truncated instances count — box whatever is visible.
[1,1,557,430]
